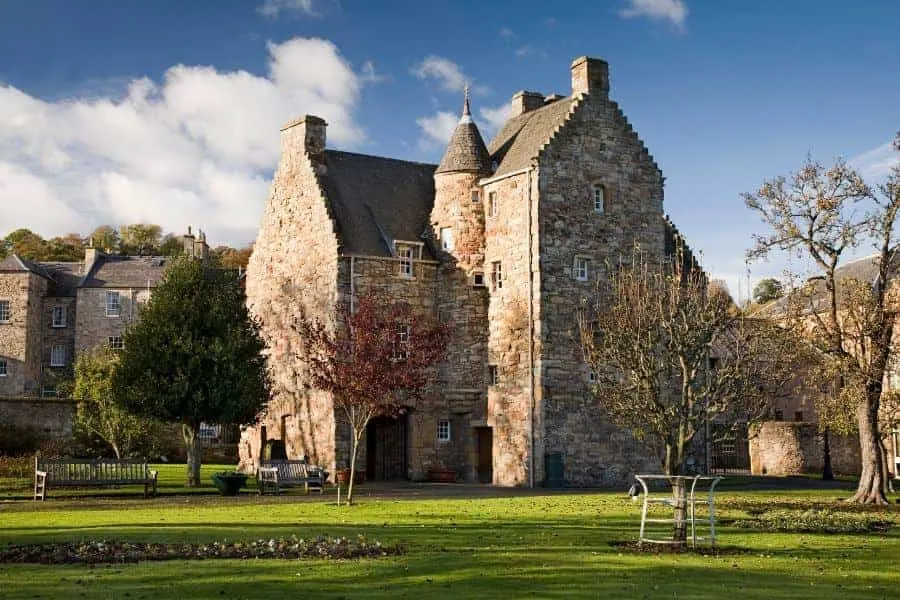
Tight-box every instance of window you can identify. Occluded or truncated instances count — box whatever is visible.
[587,370,597,383]
[0,300,9,323]
[394,325,411,360]
[0,358,7,376]
[473,272,485,287]
[108,336,124,351]
[491,261,503,290]
[471,190,481,204]
[440,227,454,251]
[106,291,121,317]
[774,409,784,421]
[398,247,414,278]
[438,419,451,442]
[50,345,66,367]
[488,192,498,217]
[51,306,67,328]
[573,257,589,281]
[488,365,499,386]
[593,184,605,214]
[794,410,804,422]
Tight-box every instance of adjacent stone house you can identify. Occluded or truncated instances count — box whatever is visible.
[242,56,701,486]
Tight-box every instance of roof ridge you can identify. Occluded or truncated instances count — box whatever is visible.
[326,149,437,169]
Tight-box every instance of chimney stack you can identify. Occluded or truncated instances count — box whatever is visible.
[281,115,327,171]
[510,90,545,117]
[570,56,609,98]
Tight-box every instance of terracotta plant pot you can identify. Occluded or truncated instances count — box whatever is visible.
[335,469,366,485]
[427,468,456,483]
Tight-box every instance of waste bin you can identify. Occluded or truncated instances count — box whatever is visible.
[544,452,565,488]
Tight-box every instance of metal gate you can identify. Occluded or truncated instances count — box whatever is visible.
[366,415,408,480]
[710,422,750,474]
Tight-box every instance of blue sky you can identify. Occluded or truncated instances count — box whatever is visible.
[1,0,897,299]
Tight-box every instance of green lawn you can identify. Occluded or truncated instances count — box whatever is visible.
[0,467,898,599]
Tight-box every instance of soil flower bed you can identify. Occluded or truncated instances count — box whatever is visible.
[0,535,402,564]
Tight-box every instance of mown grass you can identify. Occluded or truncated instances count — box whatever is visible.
[0,468,898,599]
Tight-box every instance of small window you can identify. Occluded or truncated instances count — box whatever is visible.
[106,291,121,317]
[471,190,481,204]
[394,324,411,360]
[488,192,498,217]
[573,257,589,281]
[437,419,451,442]
[398,247,414,278]
[774,409,784,421]
[50,345,66,367]
[587,370,597,383]
[491,261,503,290]
[0,358,7,376]
[52,306,67,328]
[473,272,486,287]
[489,365,499,386]
[440,227,454,251]
[794,410,804,422]
[108,336,124,351]
[0,300,10,323]
[593,184,605,214]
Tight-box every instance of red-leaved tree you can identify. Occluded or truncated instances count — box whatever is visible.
[293,293,450,504]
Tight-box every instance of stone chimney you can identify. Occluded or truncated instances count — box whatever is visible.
[182,226,196,256]
[281,115,327,171]
[83,240,104,277]
[570,56,609,98]
[194,230,210,261]
[510,90,545,117]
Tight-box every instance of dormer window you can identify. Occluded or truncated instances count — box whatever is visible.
[593,184,606,214]
[395,241,422,278]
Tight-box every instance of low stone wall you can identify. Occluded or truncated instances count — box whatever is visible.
[0,397,75,439]
[750,421,860,476]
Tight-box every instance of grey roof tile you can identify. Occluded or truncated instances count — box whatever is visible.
[81,255,169,288]
[487,96,578,177]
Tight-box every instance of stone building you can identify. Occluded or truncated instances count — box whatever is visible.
[0,229,208,437]
[242,56,694,486]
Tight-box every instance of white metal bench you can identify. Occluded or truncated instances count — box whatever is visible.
[633,474,723,547]
[34,458,158,501]
[257,459,327,495]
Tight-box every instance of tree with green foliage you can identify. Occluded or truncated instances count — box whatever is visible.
[753,278,784,304]
[89,225,120,253]
[72,345,160,459]
[113,256,270,486]
[2,228,47,260]
[120,224,163,256]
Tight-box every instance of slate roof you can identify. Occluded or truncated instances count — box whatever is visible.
[436,98,492,175]
[0,255,82,296]
[80,255,170,288]
[323,150,437,258]
[487,96,578,178]
[0,254,29,272]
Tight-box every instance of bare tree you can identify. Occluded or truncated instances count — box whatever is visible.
[744,135,900,504]
[292,293,450,505]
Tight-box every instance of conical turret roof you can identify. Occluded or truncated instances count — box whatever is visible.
[436,89,492,175]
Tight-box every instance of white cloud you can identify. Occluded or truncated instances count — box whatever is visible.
[258,0,316,18]
[411,56,467,93]
[0,37,368,245]
[619,0,688,29]
[500,27,515,39]
[416,111,458,150]
[478,103,511,140]
[850,140,899,180]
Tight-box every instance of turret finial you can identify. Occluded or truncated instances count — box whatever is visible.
[463,83,471,116]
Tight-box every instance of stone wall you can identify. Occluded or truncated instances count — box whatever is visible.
[533,89,666,486]
[0,272,46,397]
[40,296,77,393]
[750,421,861,476]
[241,118,341,474]
[0,398,75,439]
[75,287,149,352]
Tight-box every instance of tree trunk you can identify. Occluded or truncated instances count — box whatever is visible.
[847,393,888,504]
[111,441,122,461]
[346,429,363,506]
[670,477,688,544]
[182,422,202,487]
[821,427,834,481]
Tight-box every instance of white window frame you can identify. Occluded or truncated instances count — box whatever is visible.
[50,345,66,367]
[0,358,7,376]
[437,419,451,442]
[398,246,414,278]
[51,306,67,328]
[108,336,124,351]
[488,192,498,217]
[440,227,454,251]
[491,261,503,290]
[593,184,605,214]
[573,256,589,281]
[106,291,121,318]
[0,300,10,323]
[395,324,411,360]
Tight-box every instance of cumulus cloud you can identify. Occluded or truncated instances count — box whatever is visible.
[850,140,899,180]
[415,102,511,152]
[258,0,316,18]
[0,37,369,244]
[619,0,688,29]
[411,56,467,93]
[478,103,511,140]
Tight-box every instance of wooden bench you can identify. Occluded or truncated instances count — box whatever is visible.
[257,459,327,495]
[34,458,158,501]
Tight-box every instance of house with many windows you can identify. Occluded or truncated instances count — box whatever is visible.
[242,56,699,486]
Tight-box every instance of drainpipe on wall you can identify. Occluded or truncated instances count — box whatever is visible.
[349,256,356,314]
[527,166,536,489]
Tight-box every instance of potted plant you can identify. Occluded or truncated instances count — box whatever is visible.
[211,471,248,496]
[335,468,366,485]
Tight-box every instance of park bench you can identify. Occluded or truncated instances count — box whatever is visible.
[257,459,327,495]
[34,458,158,501]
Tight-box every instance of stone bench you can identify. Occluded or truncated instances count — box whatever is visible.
[34,458,158,501]
[257,459,327,495]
